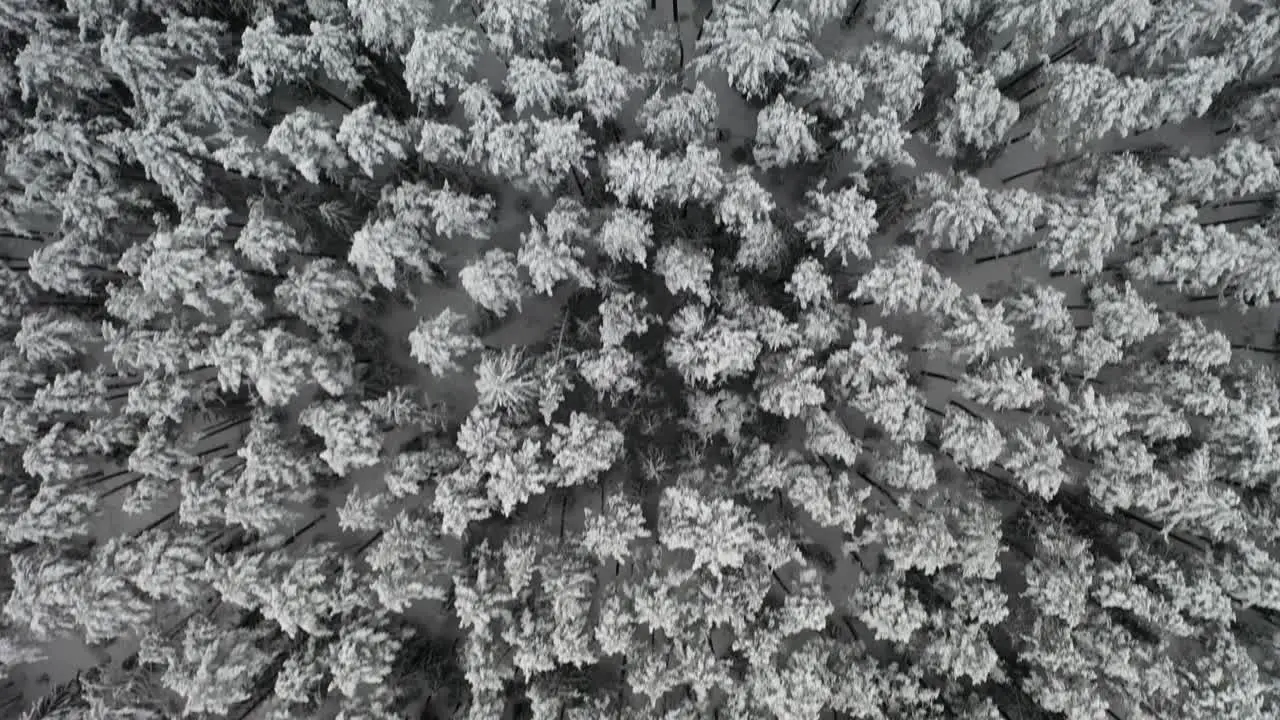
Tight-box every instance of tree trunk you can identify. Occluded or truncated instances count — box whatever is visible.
[133,509,178,537]
[310,81,355,112]
[1185,293,1229,303]
[854,469,898,505]
[1232,343,1280,354]
[281,513,326,549]
[558,493,570,543]
[695,7,714,41]
[198,443,231,459]
[1001,157,1076,184]
[100,474,151,499]
[355,528,385,555]
[948,399,985,420]
[974,244,1039,263]
[996,35,1084,93]
[919,369,960,383]
[1013,82,1044,102]
[842,0,864,28]
[87,469,135,487]
[231,690,275,720]
[1201,214,1267,227]
[569,167,587,197]
[770,569,792,595]
[199,415,252,440]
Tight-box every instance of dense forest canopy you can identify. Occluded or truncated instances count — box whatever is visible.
[2,0,1280,718]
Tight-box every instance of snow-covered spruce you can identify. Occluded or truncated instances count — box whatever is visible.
[2,2,1280,719]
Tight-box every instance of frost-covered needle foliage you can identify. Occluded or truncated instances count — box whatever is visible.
[5,0,1280,719]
